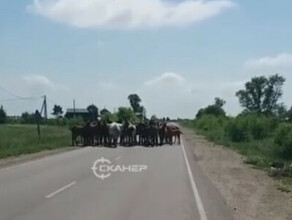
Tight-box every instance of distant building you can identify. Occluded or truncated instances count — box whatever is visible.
[65,108,90,120]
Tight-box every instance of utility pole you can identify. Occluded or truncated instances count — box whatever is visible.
[73,99,76,118]
[44,95,47,123]
[40,95,48,123]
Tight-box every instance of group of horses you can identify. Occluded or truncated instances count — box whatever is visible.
[70,120,182,148]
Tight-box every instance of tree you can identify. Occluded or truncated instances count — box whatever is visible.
[215,97,226,108]
[196,97,226,119]
[101,112,117,123]
[136,105,146,121]
[236,74,285,115]
[286,107,292,122]
[87,104,99,121]
[100,108,110,116]
[116,107,137,122]
[21,112,36,124]
[52,105,63,118]
[128,94,142,113]
[0,105,7,124]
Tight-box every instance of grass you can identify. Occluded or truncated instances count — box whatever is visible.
[0,124,71,159]
[180,119,292,188]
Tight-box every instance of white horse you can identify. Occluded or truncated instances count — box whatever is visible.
[107,122,123,147]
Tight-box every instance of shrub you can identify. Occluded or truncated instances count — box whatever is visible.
[67,116,84,129]
[248,115,275,140]
[0,106,7,124]
[274,123,292,158]
[225,117,249,142]
[225,114,275,142]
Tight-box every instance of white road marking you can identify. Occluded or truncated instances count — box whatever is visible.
[181,139,208,220]
[115,156,122,161]
[45,181,76,199]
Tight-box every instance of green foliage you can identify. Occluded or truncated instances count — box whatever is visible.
[286,107,292,122]
[0,105,7,124]
[128,94,142,113]
[52,105,63,118]
[66,116,84,128]
[21,112,36,124]
[101,112,117,123]
[225,117,249,142]
[236,74,285,115]
[225,114,275,142]
[274,123,292,159]
[100,108,110,116]
[194,115,228,142]
[116,107,137,122]
[196,97,226,119]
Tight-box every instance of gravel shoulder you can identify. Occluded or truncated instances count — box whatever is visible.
[182,126,292,220]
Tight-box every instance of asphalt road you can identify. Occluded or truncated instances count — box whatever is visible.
[0,136,233,220]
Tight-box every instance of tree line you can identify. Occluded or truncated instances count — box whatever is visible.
[0,93,147,125]
[187,74,292,163]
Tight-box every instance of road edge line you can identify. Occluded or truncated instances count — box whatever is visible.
[181,138,208,220]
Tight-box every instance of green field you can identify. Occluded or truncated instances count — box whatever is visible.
[0,124,71,159]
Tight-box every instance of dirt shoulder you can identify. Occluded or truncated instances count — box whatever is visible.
[182,126,292,220]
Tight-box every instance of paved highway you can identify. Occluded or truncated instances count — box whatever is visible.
[0,136,233,220]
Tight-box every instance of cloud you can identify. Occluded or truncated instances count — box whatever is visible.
[145,72,186,86]
[23,74,55,88]
[23,74,66,93]
[28,0,235,29]
[245,53,292,68]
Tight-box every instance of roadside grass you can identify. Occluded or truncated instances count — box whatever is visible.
[0,124,71,159]
[181,119,292,188]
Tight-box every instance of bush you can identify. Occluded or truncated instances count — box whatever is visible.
[195,115,228,141]
[67,116,84,129]
[274,123,292,158]
[225,117,249,142]
[0,106,7,124]
[248,115,275,140]
[225,114,275,142]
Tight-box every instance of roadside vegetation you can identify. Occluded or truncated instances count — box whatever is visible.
[181,74,292,188]
[0,124,70,159]
[0,93,148,159]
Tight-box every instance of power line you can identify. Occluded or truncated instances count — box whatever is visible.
[0,97,40,102]
[0,85,41,100]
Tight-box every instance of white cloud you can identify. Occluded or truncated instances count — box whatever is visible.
[28,0,235,29]
[145,72,186,86]
[245,53,292,68]
[23,74,66,94]
[23,74,55,88]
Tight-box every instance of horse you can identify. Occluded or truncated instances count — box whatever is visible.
[107,122,123,148]
[136,122,148,145]
[121,121,136,146]
[165,124,182,145]
[158,122,167,146]
[146,120,159,147]
[70,125,84,146]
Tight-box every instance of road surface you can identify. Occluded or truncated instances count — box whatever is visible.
[0,136,233,220]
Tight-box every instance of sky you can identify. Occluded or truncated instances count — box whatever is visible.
[0,0,292,118]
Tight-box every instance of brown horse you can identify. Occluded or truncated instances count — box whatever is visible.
[165,124,182,145]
